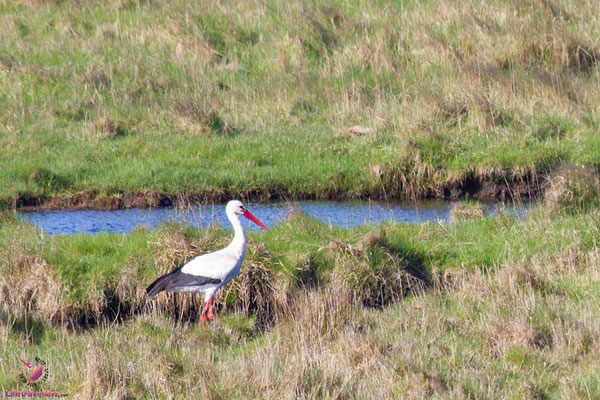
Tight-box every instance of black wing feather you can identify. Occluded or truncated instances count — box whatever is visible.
[146,265,222,297]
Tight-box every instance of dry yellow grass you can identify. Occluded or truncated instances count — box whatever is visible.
[544,165,600,212]
[54,246,596,398]
[449,201,486,223]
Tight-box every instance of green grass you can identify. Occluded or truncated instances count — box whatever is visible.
[1,204,600,397]
[2,0,600,397]
[1,202,598,319]
[0,201,599,395]
[2,0,600,205]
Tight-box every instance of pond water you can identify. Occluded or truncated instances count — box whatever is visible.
[17,200,529,235]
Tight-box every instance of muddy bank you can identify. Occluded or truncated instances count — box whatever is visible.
[9,175,539,211]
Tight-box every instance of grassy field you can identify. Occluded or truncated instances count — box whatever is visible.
[1,0,600,207]
[2,170,600,397]
[2,0,600,398]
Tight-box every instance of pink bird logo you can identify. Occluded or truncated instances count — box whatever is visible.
[19,357,48,384]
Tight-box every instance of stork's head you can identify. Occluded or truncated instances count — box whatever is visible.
[226,200,268,231]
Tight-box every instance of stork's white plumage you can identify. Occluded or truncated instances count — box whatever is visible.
[146,200,268,325]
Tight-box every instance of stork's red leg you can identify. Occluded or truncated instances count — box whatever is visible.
[200,301,211,326]
[206,296,216,320]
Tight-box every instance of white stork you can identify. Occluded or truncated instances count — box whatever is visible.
[146,200,268,325]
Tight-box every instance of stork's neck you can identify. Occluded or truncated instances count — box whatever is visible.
[226,210,247,256]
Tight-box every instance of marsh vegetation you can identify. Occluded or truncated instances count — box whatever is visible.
[2,172,600,397]
[1,0,600,398]
[1,0,600,207]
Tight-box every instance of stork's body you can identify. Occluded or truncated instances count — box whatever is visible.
[146,200,267,325]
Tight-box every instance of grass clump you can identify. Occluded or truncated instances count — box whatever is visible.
[544,165,600,212]
[327,228,426,307]
[449,201,486,223]
[221,243,284,331]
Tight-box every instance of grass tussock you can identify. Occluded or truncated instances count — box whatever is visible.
[449,201,486,223]
[544,165,600,212]
[328,228,426,307]
[93,113,127,140]
[0,255,63,322]
[0,221,65,325]
[221,243,285,331]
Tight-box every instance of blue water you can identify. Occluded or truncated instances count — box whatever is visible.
[17,201,528,235]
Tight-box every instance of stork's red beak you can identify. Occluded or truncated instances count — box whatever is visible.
[243,210,268,231]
